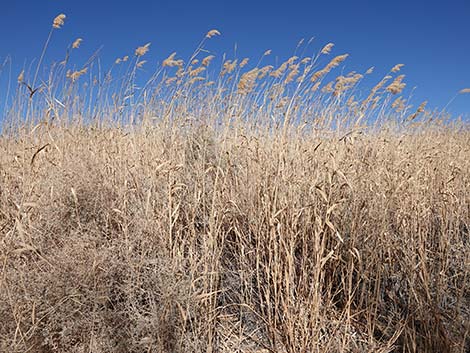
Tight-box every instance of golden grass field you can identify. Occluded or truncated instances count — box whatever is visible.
[0,14,469,353]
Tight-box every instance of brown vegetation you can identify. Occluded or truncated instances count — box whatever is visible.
[0,13,469,353]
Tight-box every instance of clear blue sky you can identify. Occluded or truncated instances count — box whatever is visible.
[1,0,469,117]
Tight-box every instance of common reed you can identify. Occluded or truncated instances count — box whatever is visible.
[0,13,469,353]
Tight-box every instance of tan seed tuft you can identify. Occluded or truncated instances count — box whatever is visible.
[202,55,215,67]
[72,38,83,49]
[386,75,406,94]
[135,43,151,57]
[206,29,221,38]
[17,70,24,83]
[321,43,334,55]
[391,64,404,73]
[53,14,66,29]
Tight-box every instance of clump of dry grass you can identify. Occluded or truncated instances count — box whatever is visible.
[1,122,468,353]
[0,12,469,353]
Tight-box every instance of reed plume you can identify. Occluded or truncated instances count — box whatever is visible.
[52,14,66,29]
[135,43,151,57]
[72,38,83,49]
[206,29,221,38]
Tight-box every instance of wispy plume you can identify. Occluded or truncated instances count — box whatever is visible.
[206,29,221,38]
[135,43,151,57]
[72,38,83,49]
[52,14,66,29]
[321,43,334,55]
[386,75,406,94]
[391,64,404,73]
[202,55,215,67]
[17,70,24,83]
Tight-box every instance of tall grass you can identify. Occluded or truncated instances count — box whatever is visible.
[0,13,469,353]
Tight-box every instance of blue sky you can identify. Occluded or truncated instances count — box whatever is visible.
[1,0,469,117]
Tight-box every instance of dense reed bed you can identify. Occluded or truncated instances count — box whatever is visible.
[0,13,469,353]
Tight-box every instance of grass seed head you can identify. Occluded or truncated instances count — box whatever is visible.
[206,29,221,38]
[135,43,151,57]
[53,13,66,29]
[391,64,404,73]
[240,58,249,68]
[72,38,83,49]
[386,74,406,94]
[66,67,88,82]
[321,43,334,55]
[17,70,24,83]
[202,55,215,67]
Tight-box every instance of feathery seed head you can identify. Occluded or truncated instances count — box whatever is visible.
[258,65,273,79]
[17,70,24,83]
[66,67,88,82]
[202,55,215,67]
[330,54,349,67]
[188,77,205,85]
[392,97,406,112]
[72,38,83,49]
[311,81,321,92]
[333,73,363,96]
[270,60,292,78]
[287,56,298,65]
[285,64,300,84]
[310,54,349,82]
[321,43,334,55]
[165,77,178,85]
[238,68,259,94]
[206,29,221,38]
[53,14,66,29]
[371,75,392,93]
[322,81,334,93]
[189,66,206,77]
[115,55,129,64]
[240,58,249,68]
[163,52,178,67]
[406,100,427,121]
[135,43,151,57]
[386,75,406,94]
[391,64,404,73]
[417,100,427,113]
[221,60,237,75]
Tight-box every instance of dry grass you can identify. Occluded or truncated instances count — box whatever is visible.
[0,13,469,353]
